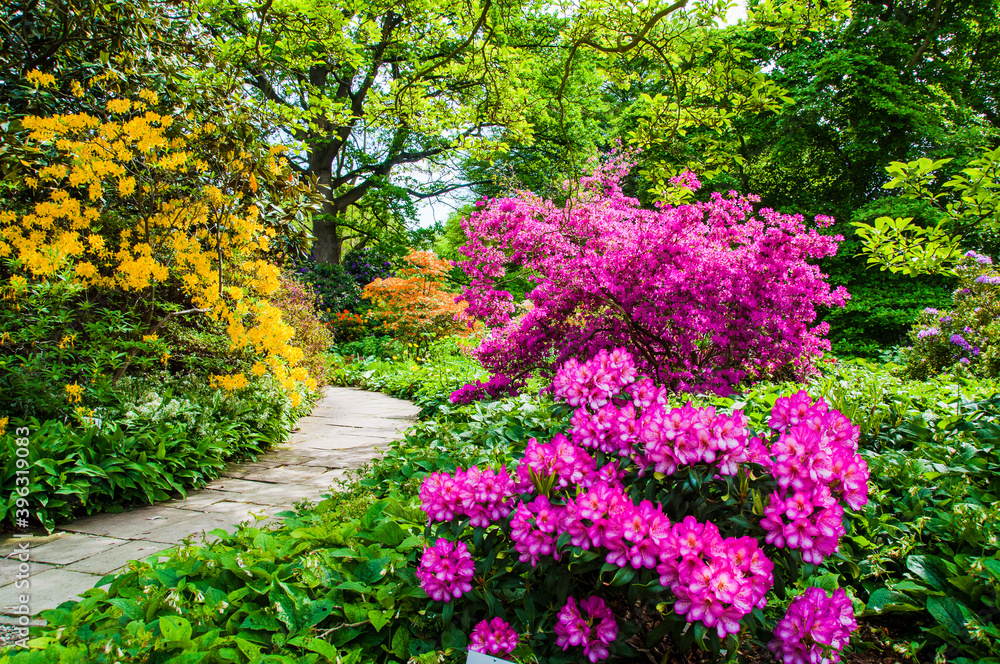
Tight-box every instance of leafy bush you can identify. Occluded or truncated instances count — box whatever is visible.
[0,373,311,530]
[0,275,262,421]
[1,498,440,664]
[820,197,953,359]
[268,274,334,387]
[414,349,869,662]
[329,336,489,412]
[904,251,1000,379]
[333,335,395,360]
[342,247,395,286]
[848,394,1000,663]
[456,159,847,395]
[362,251,473,351]
[296,261,367,316]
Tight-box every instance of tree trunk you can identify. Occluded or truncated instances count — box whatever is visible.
[312,169,344,264]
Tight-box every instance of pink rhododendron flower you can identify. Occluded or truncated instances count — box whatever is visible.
[768,587,857,664]
[415,539,475,602]
[419,466,516,527]
[469,617,519,657]
[555,596,618,662]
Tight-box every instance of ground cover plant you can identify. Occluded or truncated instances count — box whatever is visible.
[8,344,997,664]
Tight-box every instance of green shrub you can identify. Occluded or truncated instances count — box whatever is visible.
[0,374,311,531]
[269,274,335,387]
[847,394,1000,663]
[904,251,1000,379]
[1,498,440,664]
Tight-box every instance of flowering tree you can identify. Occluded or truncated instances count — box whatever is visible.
[362,250,472,348]
[456,157,849,395]
[417,350,866,662]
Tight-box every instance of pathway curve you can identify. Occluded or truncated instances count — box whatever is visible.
[0,387,419,617]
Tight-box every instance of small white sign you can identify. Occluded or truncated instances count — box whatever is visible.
[466,651,515,664]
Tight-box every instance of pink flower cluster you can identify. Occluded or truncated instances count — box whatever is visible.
[514,434,618,493]
[638,403,768,476]
[555,596,618,662]
[469,617,519,657]
[457,157,848,395]
[760,392,869,564]
[553,348,638,408]
[506,471,774,638]
[562,350,768,475]
[658,519,774,638]
[768,588,857,664]
[419,466,517,527]
[449,374,522,404]
[415,538,475,602]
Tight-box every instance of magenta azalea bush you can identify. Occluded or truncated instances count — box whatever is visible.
[417,349,866,662]
[455,157,848,395]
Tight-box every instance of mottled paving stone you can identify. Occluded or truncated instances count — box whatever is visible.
[0,560,55,589]
[0,532,60,559]
[0,569,104,614]
[64,541,170,575]
[239,464,331,483]
[61,506,203,541]
[13,533,129,567]
[200,501,278,520]
[166,489,232,511]
[303,469,351,488]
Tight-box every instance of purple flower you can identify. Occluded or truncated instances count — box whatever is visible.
[916,327,939,340]
[950,334,972,351]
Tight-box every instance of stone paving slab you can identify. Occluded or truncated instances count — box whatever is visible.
[0,568,106,614]
[239,464,332,483]
[13,533,129,566]
[0,386,419,617]
[64,541,170,575]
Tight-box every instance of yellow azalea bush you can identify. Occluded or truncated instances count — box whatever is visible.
[0,87,318,402]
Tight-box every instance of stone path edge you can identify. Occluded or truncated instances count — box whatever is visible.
[0,387,419,617]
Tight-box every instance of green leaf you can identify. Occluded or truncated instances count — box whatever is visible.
[355,557,391,584]
[866,588,921,614]
[926,596,971,642]
[368,608,390,632]
[159,615,192,642]
[907,555,949,591]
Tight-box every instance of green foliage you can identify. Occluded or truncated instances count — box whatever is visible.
[3,498,445,664]
[297,263,367,316]
[849,395,1000,663]
[854,147,1000,276]
[329,336,490,412]
[0,374,310,531]
[0,271,259,421]
[268,275,335,387]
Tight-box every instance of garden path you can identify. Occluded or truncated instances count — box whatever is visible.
[0,387,419,619]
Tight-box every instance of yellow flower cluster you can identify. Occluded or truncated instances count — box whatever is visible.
[1,92,314,396]
[26,70,56,88]
[65,382,84,403]
[211,373,248,391]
